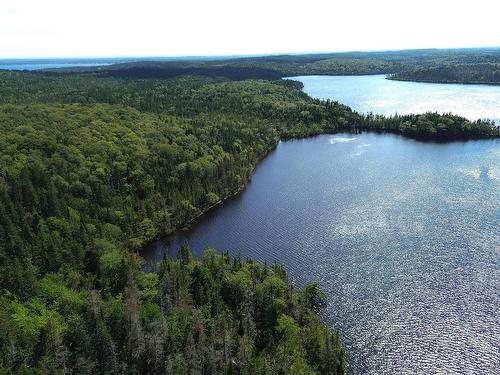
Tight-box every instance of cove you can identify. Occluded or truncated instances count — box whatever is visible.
[143,131,499,373]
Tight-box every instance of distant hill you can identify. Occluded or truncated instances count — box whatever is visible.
[40,47,500,84]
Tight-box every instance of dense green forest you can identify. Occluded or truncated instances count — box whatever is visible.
[0,58,499,374]
[0,74,342,374]
[389,63,500,85]
[49,48,500,84]
[0,71,497,139]
[0,101,344,374]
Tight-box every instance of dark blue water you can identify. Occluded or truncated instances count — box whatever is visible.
[144,133,499,374]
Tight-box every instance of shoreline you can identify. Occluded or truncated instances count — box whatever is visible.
[139,126,499,264]
[386,75,500,87]
[139,79,499,260]
[139,139,280,258]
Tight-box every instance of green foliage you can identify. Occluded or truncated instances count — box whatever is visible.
[390,57,500,85]
[38,273,88,314]
[1,52,499,373]
[32,47,500,84]
[302,282,327,311]
[360,111,498,139]
[0,247,344,374]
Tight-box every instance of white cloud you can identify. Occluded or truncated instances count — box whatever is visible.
[1,0,499,57]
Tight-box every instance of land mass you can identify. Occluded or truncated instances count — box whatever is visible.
[0,50,499,374]
[46,47,500,85]
[388,64,500,85]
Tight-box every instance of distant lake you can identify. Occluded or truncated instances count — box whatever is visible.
[0,56,239,71]
[0,63,109,71]
[0,59,120,71]
[289,75,500,125]
[144,131,499,373]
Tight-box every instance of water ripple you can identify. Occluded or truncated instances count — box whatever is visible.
[144,133,500,374]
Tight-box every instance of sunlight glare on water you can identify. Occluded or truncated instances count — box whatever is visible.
[145,132,500,374]
[290,75,500,125]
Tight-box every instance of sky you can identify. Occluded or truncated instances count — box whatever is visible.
[1,0,499,58]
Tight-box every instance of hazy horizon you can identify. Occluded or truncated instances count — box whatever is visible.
[1,45,500,61]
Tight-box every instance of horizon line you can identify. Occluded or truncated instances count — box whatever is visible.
[1,45,500,61]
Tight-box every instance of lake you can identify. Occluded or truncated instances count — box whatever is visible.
[143,77,500,373]
[0,56,235,71]
[289,75,500,125]
[0,59,118,71]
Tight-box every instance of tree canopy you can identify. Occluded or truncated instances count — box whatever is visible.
[0,55,498,374]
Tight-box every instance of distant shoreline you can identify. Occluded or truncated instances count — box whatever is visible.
[386,75,500,87]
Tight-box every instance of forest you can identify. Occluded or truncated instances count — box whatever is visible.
[51,48,500,84]
[389,63,500,85]
[0,71,497,139]
[0,60,499,374]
